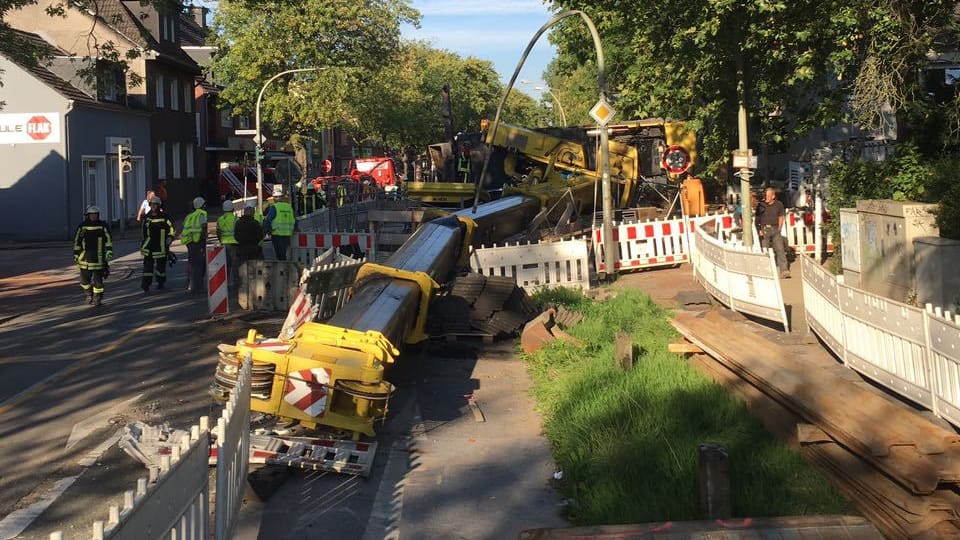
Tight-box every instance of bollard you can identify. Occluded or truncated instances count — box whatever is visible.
[615,331,633,371]
[697,443,732,519]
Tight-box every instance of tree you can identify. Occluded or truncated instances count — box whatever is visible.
[207,0,419,157]
[546,1,958,178]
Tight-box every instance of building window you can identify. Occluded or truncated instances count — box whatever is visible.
[184,84,193,113]
[170,79,179,111]
[157,141,166,179]
[155,74,165,109]
[220,107,233,128]
[237,115,250,129]
[186,144,195,177]
[161,15,177,42]
[97,62,125,103]
[172,141,181,179]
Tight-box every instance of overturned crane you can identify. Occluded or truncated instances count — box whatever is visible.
[213,196,542,439]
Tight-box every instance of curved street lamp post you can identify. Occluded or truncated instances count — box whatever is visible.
[535,86,567,126]
[255,67,329,214]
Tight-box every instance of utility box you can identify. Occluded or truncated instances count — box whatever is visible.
[914,236,960,311]
[856,199,939,303]
[839,208,861,288]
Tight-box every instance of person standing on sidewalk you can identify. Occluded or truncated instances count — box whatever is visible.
[757,187,790,278]
[217,200,239,291]
[140,196,174,292]
[182,197,208,294]
[73,206,112,306]
[264,191,295,261]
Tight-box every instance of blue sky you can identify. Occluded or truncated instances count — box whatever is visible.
[401,0,557,95]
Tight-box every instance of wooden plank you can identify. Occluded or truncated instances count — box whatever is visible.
[671,311,960,495]
[614,331,633,370]
[668,342,703,354]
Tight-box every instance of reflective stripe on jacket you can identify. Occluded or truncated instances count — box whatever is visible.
[271,202,295,236]
[217,213,237,244]
[142,213,174,257]
[182,209,207,244]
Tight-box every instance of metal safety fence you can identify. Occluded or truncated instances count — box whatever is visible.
[801,255,960,428]
[49,358,252,540]
[691,218,790,331]
[470,237,592,293]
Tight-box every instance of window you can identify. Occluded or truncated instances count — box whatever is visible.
[97,63,125,103]
[183,83,193,113]
[161,15,177,42]
[186,144,195,177]
[172,141,181,179]
[220,108,233,128]
[237,115,250,129]
[157,141,166,179]
[155,74,165,109]
[170,79,179,111]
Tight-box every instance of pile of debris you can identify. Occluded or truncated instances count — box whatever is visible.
[427,273,539,339]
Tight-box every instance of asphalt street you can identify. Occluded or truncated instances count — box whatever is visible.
[0,233,566,540]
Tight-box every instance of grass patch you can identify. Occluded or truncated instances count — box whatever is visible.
[526,288,850,525]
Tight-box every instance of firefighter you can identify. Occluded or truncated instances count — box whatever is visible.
[73,206,112,306]
[264,190,295,261]
[182,196,208,294]
[303,183,318,214]
[140,196,174,292]
[217,200,239,291]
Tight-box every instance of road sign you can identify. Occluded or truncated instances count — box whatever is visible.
[732,150,758,169]
[235,129,257,135]
[321,159,332,173]
[253,134,266,145]
[589,98,615,126]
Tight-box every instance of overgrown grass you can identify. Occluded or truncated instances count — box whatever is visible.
[527,288,850,525]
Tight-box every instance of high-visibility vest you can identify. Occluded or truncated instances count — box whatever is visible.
[272,202,295,236]
[217,213,237,244]
[182,209,207,244]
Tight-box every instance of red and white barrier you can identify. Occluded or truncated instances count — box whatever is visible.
[594,213,734,273]
[784,210,834,255]
[292,232,376,267]
[206,246,228,315]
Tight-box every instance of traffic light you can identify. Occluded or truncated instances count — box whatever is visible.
[119,145,133,173]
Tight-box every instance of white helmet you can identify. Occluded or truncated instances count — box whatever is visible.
[85,205,100,215]
[149,196,161,204]
[223,200,234,212]
[271,185,283,197]
[193,196,205,209]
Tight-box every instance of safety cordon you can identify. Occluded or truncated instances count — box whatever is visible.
[209,433,378,477]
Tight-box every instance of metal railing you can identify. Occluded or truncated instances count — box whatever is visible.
[215,354,252,540]
[801,255,960,427]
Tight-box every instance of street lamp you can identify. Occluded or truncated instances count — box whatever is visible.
[519,80,567,126]
[535,86,567,126]
[255,67,329,214]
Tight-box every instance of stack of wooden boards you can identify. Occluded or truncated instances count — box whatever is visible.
[672,311,960,539]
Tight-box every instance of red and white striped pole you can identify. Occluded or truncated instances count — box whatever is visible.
[206,246,228,315]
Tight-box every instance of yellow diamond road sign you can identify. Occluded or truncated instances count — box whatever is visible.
[589,98,615,126]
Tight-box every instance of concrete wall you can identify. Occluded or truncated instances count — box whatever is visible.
[0,57,70,240]
[915,236,960,311]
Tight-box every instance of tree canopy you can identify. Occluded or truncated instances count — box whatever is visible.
[546,1,959,177]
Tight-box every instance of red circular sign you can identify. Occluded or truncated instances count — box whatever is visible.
[26,116,53,140]
[661,145,691,175]
[321,159,332,174]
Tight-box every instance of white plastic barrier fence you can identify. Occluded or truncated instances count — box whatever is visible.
[470,238,591,292]
[280,258,366,338]
[593,213,735,274]
[783,210,834,256]
[801,255,960,427]
[291,232,376,267]
[206,246,228,315]
[214,354,251,540]
[49,421,212,540]
[691,219,790,331]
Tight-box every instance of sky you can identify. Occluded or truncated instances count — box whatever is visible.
[401,0,557,95]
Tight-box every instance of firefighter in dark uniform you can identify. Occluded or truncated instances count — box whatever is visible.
[73,206,112,306]
[140,196,175,292]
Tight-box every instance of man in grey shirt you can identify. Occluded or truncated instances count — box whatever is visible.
[757,187,790,278]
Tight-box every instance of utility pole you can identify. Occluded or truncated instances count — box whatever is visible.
[117,143,127,234]
[736,72,754,247]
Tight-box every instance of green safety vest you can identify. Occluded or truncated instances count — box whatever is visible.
[272,202,295,236]
[182,209,207,244]
[217,213,237,244]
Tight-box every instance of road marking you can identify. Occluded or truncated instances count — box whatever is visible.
[66,394,142,449]
[78,429,122,467]
[0,316,165,417]
[0,476,79,540]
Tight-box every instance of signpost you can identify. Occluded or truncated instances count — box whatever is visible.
[589,97,617,279]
